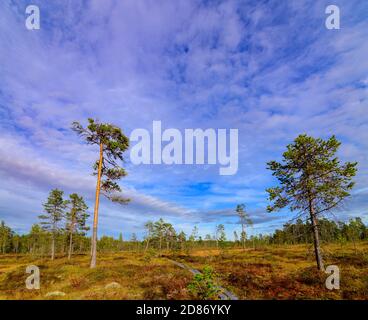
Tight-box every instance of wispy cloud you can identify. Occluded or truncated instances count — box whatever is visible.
[0,0,367,238]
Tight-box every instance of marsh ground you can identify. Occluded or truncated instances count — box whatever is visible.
[1,243,367,300]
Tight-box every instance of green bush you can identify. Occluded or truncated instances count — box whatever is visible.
[187,266,220,300]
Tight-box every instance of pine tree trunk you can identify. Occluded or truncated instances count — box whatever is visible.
[51,234,55,260]
[90,236,93,256]
[310,203,324,271]
[90,142,103,268]
[144,238,150,253]
[68,219,75,260]
[68,231,73,260]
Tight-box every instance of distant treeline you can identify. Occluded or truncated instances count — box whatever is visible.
[0,217,367,255]
[270,217,367,245]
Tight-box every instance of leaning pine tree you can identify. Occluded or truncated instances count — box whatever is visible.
[266,134,357,271]
[72,119,130,268]
[39,189,66,260]
[65,193,89,260]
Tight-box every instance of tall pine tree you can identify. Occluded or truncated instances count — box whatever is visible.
[72,119,130,268]
[266,135,357,270]
[39,189,66,260]
[236,204,253,249]
[65,193,89,260]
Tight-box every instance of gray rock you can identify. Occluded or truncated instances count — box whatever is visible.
[104,282,121,289]
[45,291,66,297]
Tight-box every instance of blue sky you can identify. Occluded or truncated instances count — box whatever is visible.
[0,0,367,240]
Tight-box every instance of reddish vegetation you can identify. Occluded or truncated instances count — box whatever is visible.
[0,243,367,300]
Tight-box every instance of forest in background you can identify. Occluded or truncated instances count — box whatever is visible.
[1,215,367,256]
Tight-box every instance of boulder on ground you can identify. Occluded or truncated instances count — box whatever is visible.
[45,291,66,297]
[105,282,121,289]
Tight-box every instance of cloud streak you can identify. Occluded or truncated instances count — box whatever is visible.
[0,0,367,238]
